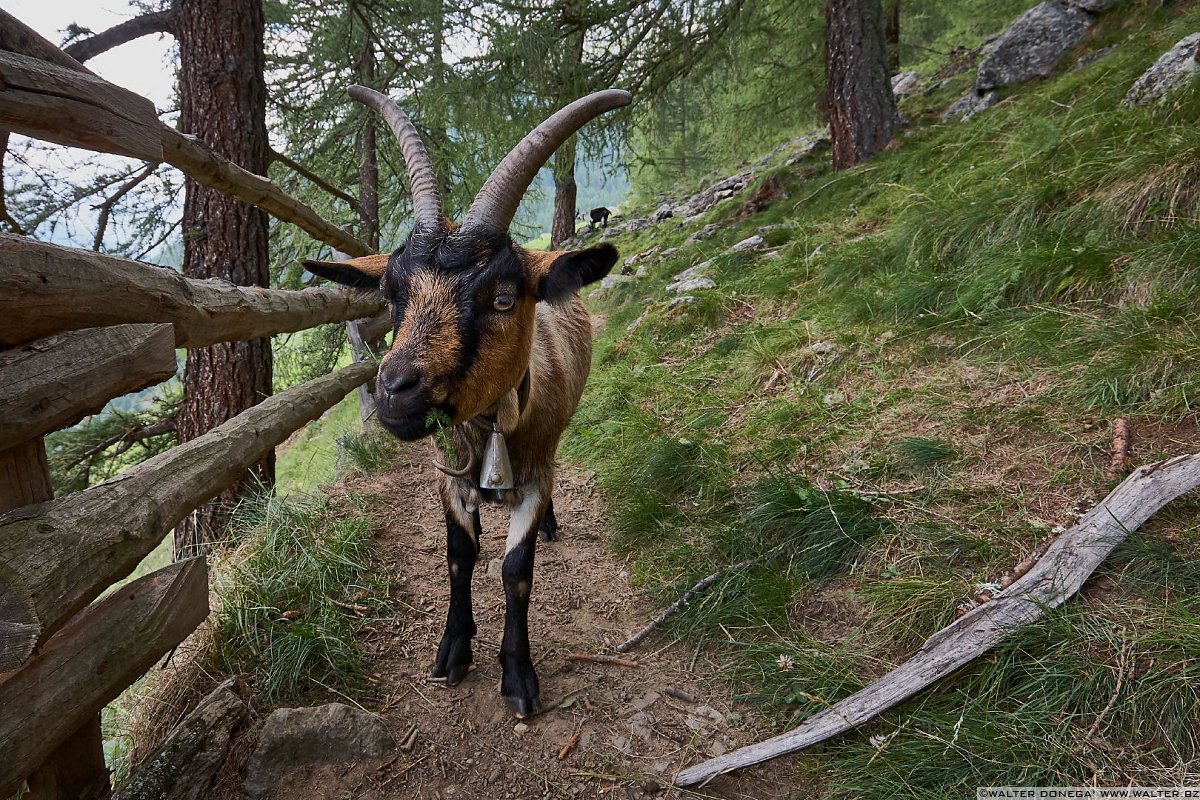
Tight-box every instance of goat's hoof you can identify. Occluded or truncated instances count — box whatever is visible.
[538,527,557,542]
[432,635,474,686]
[504,694,542,719]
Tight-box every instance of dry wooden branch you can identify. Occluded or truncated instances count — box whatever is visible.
[0,323,177,451]
[567,653,640,668]
[270,147,364,216]
[0,234,383,347]
[0,361,376,662]
[675,453,1200,787]
[0,557,209,799]
[62,10,176,64]
[0,11,97,74]
[558,730,582,760]
[1108,418,1132,478]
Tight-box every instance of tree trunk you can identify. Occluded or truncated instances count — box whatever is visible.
[550,138,578,249]
[824,0,900,171]
[173,0,272,558]
[355,37,380,251]
[885,1,900,74]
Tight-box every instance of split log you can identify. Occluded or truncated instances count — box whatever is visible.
[0,557,209,799]
[113,677,247,800]
[0,17,369,256]
[0,10,96,75]
[675,452,1200,787]
[0,49,163,161]
[0,324,177,451]
[0,234,383,347]
[0,360,376,657]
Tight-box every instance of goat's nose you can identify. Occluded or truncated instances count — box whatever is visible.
[380,366,421,396]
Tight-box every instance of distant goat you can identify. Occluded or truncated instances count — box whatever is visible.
[304,85,629,718]
[578,206,610,230]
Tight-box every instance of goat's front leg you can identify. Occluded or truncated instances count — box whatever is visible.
[431,502,480,685]
[500,489,547,717]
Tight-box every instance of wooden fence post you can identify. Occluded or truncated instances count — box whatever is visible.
[0,438,109,799]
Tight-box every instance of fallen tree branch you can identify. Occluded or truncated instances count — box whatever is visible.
[617,543,787,653]
[92,162,159,251]
[675,452,1200,787]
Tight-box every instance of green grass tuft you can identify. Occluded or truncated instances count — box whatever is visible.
[214,493,387,701]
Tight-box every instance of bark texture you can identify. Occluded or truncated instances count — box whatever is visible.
[824,0,900,170]
[63,10,176,64]
[174,0,272,557]
[550,138,579,249]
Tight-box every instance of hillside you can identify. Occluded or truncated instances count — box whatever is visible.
[559,1,1200,794]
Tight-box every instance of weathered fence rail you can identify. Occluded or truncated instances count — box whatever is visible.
[0,234,384,347]
[0,16,387,798]
[0,13,371,257]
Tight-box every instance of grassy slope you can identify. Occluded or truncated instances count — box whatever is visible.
[565,4,1200,795]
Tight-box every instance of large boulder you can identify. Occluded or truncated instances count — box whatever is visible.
[977,2,1092,91]
[244,703,393,799]
[1124,33,1200,106]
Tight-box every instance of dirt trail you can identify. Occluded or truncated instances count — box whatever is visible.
[337,444,804,799]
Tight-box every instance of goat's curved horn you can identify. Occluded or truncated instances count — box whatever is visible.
[348,84,442,230]
[434,452,475,479]
[460,89,632,236]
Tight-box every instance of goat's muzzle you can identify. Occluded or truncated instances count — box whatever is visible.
[374,363,438,440]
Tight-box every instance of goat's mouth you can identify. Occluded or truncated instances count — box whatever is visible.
[376,411,437,441]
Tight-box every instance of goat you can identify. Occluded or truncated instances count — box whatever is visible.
[585,206,611,230]
[303,85,629,718]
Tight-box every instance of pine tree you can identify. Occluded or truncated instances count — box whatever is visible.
[173,0,273,557]
[824,0,900,170]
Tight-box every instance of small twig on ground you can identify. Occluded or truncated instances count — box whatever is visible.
[331,598,370,615]
[1084,639,1130,743]
[617,544,787,653]
[558,730,582,760]
[664,686,696,703]
[568,653,640,668]
[398,724,418,752]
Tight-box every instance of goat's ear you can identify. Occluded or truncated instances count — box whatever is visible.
[302,253,390,290]
[534,244,618,304]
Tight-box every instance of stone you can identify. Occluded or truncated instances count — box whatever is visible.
[651,203,674,222]
[976,2,1091,91]
[600,274,633,290]
[244,703,392,799]
[730,234,764,253]
[667,296,697,309]
[942,90,998,123]
[684,705,726,732]
[659,247,679,259]
[891,71,921,96]
[513,722,530,735]
[115,678,247,800]
[808,341,838,356]
[1069,0,1113,11]
[671,261,713,284]
[487,558,503,578]
[668,277,716,295]
[625,309,652,334]
[629,690,661,712]
[684,223,721,245]
[629,712,655,742]
[1124,33,1200,106]
[1075,45,1115,71]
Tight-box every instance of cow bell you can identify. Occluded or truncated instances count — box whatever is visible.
[480,423,513,490]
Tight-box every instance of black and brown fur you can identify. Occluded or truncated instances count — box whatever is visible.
[304,226,617,716]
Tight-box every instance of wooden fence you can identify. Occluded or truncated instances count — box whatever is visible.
[0,16,386,799]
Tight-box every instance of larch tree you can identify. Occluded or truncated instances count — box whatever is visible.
[173,0,273,557]
[824,0,899,170]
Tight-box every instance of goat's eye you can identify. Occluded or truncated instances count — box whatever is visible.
[493,294,516,312]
